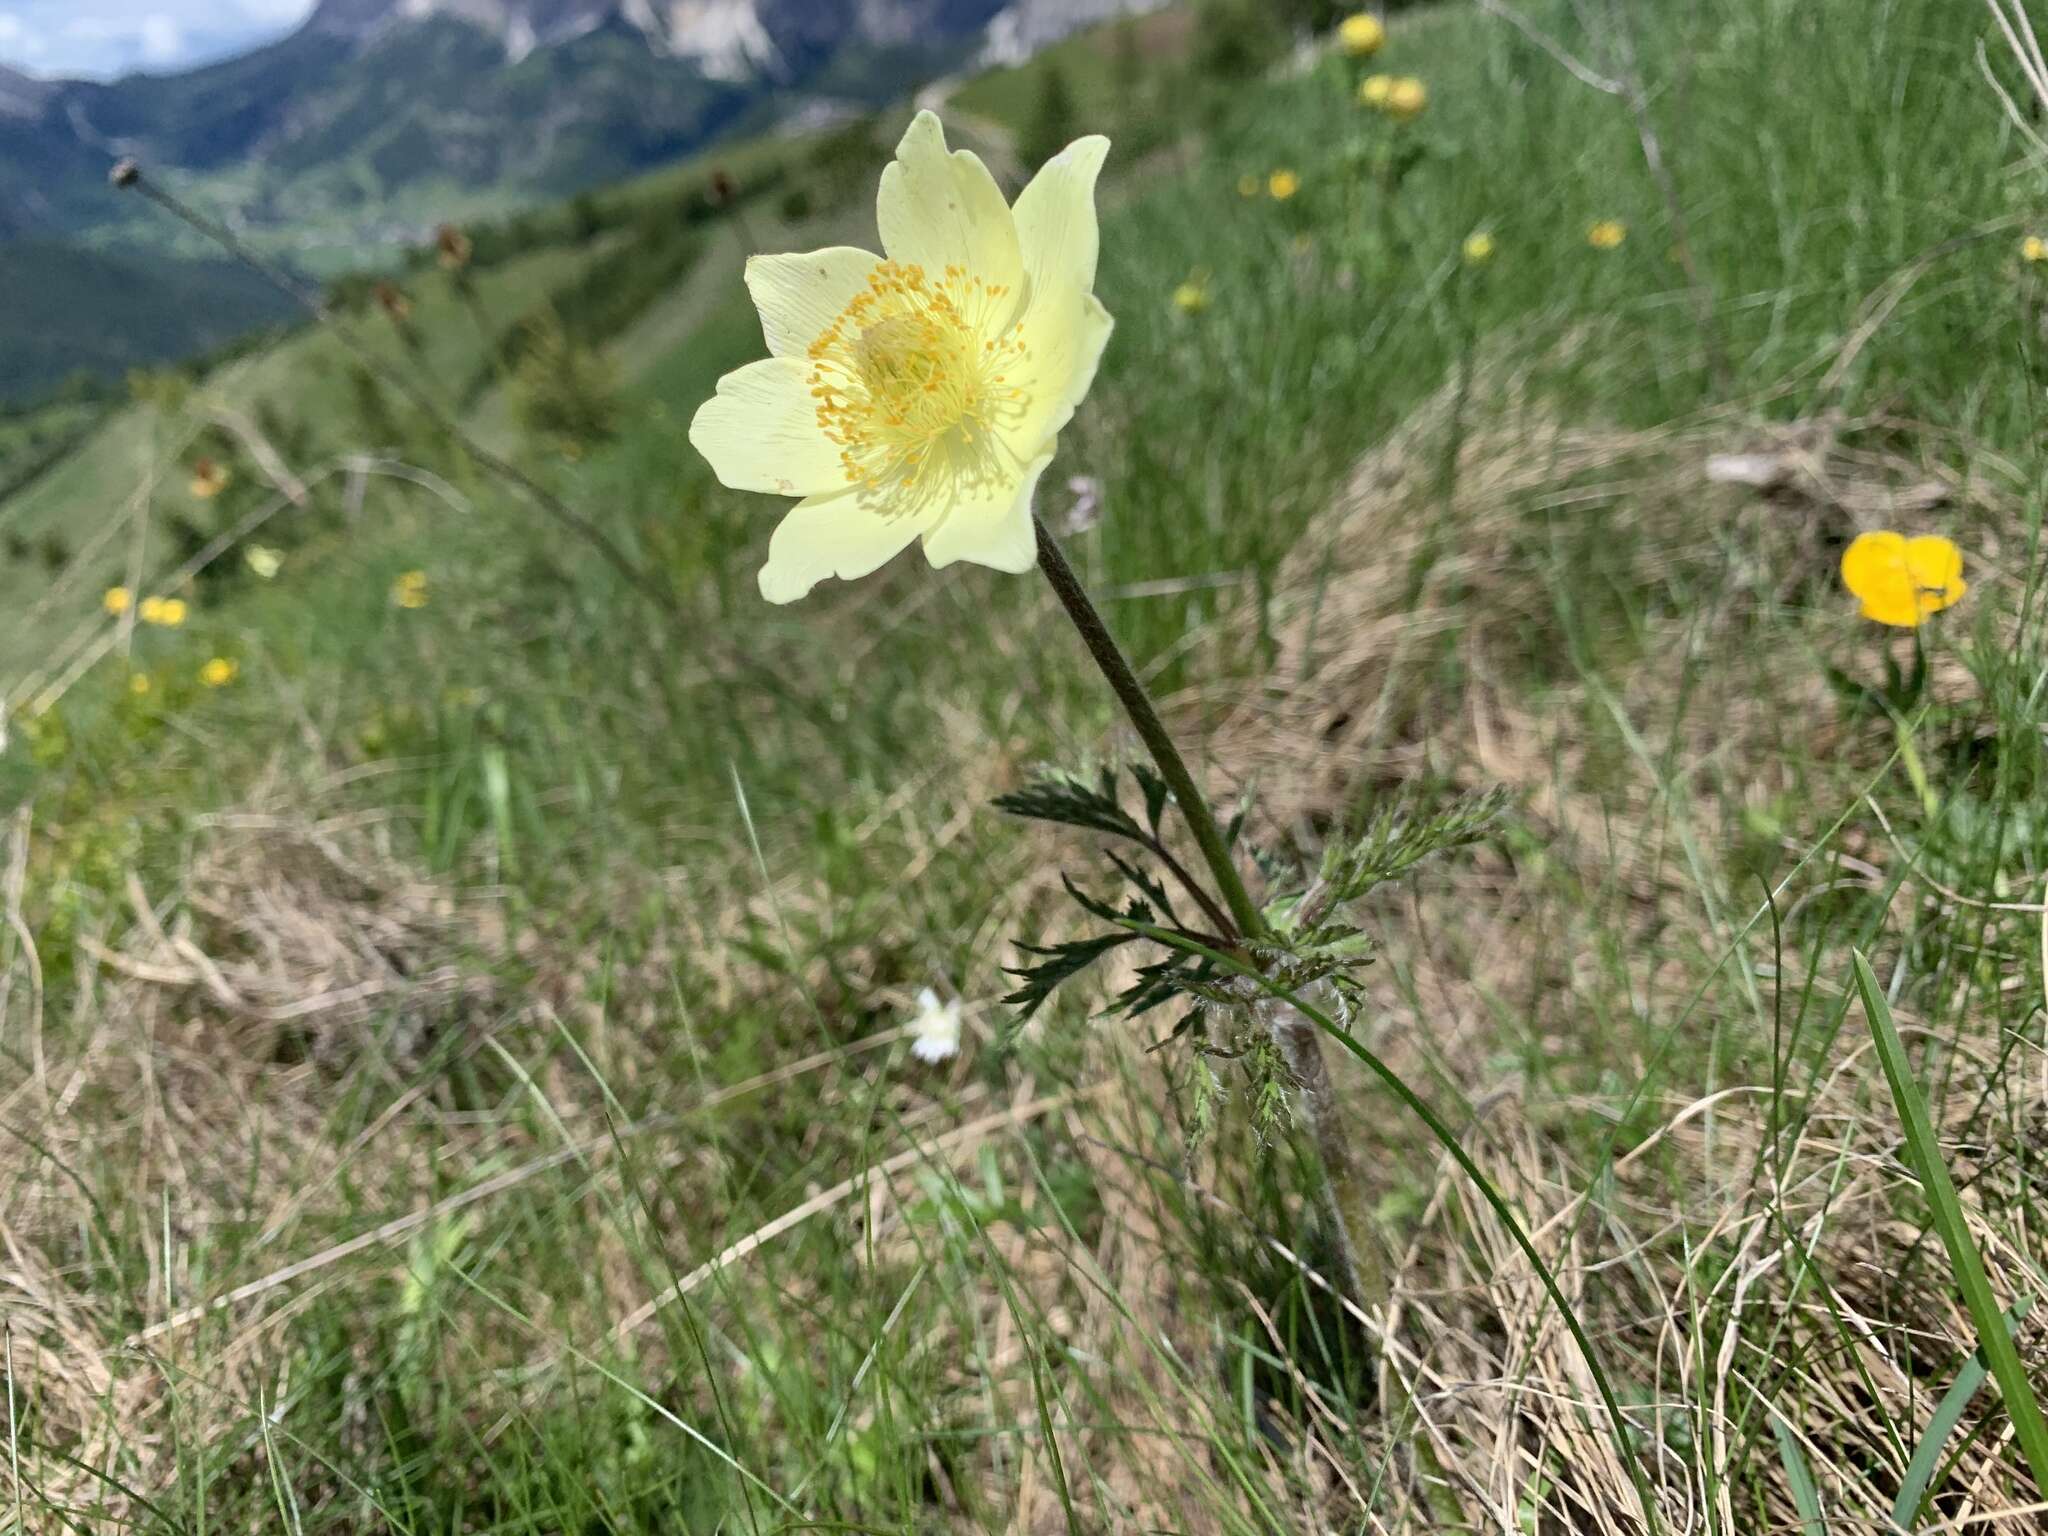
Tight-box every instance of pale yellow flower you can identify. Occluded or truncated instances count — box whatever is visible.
[689,111,1114,602]
[1587,219,1628,250]
[129,672,151,696]
[2024,235,2048,264]
[103,585,132,616]
[392,569,429,609]
[1337,12,1385,57]
[1359,73,1393,107]
[1172,271,1210,313]
[245,545,283,579]
[1840,532,1966,628]
[199,657,238,688]
[1463,231,1496,265]
[1384,76,1427,123]
[1267,168,1301,200]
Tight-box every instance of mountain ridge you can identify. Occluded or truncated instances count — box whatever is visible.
[0,0,1160,246]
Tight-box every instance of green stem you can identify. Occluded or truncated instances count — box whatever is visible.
[1034,516,1267,943]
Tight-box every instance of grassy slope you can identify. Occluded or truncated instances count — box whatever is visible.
[8,1,2048,1531]
[0,239,299,402]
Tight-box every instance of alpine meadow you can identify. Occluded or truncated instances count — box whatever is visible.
[11,0,2048,1531]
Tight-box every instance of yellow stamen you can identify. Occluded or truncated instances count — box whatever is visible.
[808,261,1033,517]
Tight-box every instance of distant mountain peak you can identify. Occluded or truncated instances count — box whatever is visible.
[2,0,1169,250]
[305,0,780,72]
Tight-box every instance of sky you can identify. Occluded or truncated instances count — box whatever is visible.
[0,0,315,78]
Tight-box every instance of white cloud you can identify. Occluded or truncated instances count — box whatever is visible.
[138,14,184,63]
[0,0,315,76]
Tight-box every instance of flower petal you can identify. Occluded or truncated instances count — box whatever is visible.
[1013,134,1109,310]
[876,110,1021,293]
[689,358,847,498]
[920,442,1056,574]
[745,247,881,358]
[758,494,928,603]
[1903,535,1965,613]
[1840,531,1912,620]
[1008,293,1113,456]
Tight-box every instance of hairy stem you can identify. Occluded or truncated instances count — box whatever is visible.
[1033,516,1266,944]
[1256,983,1387,1310]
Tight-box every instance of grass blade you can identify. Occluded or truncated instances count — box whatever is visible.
[1892,1296,2036,1531]
[1771,1408,1827,1536]
[1849,950,2048,1506]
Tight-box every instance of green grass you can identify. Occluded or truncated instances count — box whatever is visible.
[7,1,2048,1530]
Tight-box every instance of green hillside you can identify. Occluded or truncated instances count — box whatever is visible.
[9,3,2048,1532]
[0,239,299,400]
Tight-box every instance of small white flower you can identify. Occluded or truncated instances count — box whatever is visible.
[910,986,963,1063]
[1061,474,1103,534]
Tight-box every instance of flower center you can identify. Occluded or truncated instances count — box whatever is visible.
[809,261,1031,514]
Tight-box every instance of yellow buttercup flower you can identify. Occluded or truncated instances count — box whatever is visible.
[199,657,238,688]
[103,585,132,616]
[1359,73,1393,107]
[689,111,1114,602]
[128,672,151,696]
[1383,76,1427,123]
[189,458,230,499]
[245,545,283,579]
[1337,12,1385,57]
[1267,168,1300,200]
[1587,219,1628,250]
[1172,270,1210,313]
[139,595,187,627]
[2024,235,2048,263]
[392,569,429,609]
[1463,231,1496,265]
[1840,532,1966,628]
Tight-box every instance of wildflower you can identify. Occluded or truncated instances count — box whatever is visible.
[139,596,187,627]
[1171,269,1210,313]
[1840,531,1966,628]
[910,986,963,1063]
[1268,168,1301,200]
[128,673,151,696]
[392,569,429,609]
[1359,73,1393,107]
[1383,76,1427,122]
[1463,231,1496,265]
[688,111,1113,602]
[189,458,230,499]
[2025,235,2048,264]
[1237,173,1261,198]
[245,545,283,579]
[435,223,472,271]
[103,585,132,616]
[1337,12,1385,57]
[1587,219,1628,250]
[199,657,238,688]
[1062,474,1103,534]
